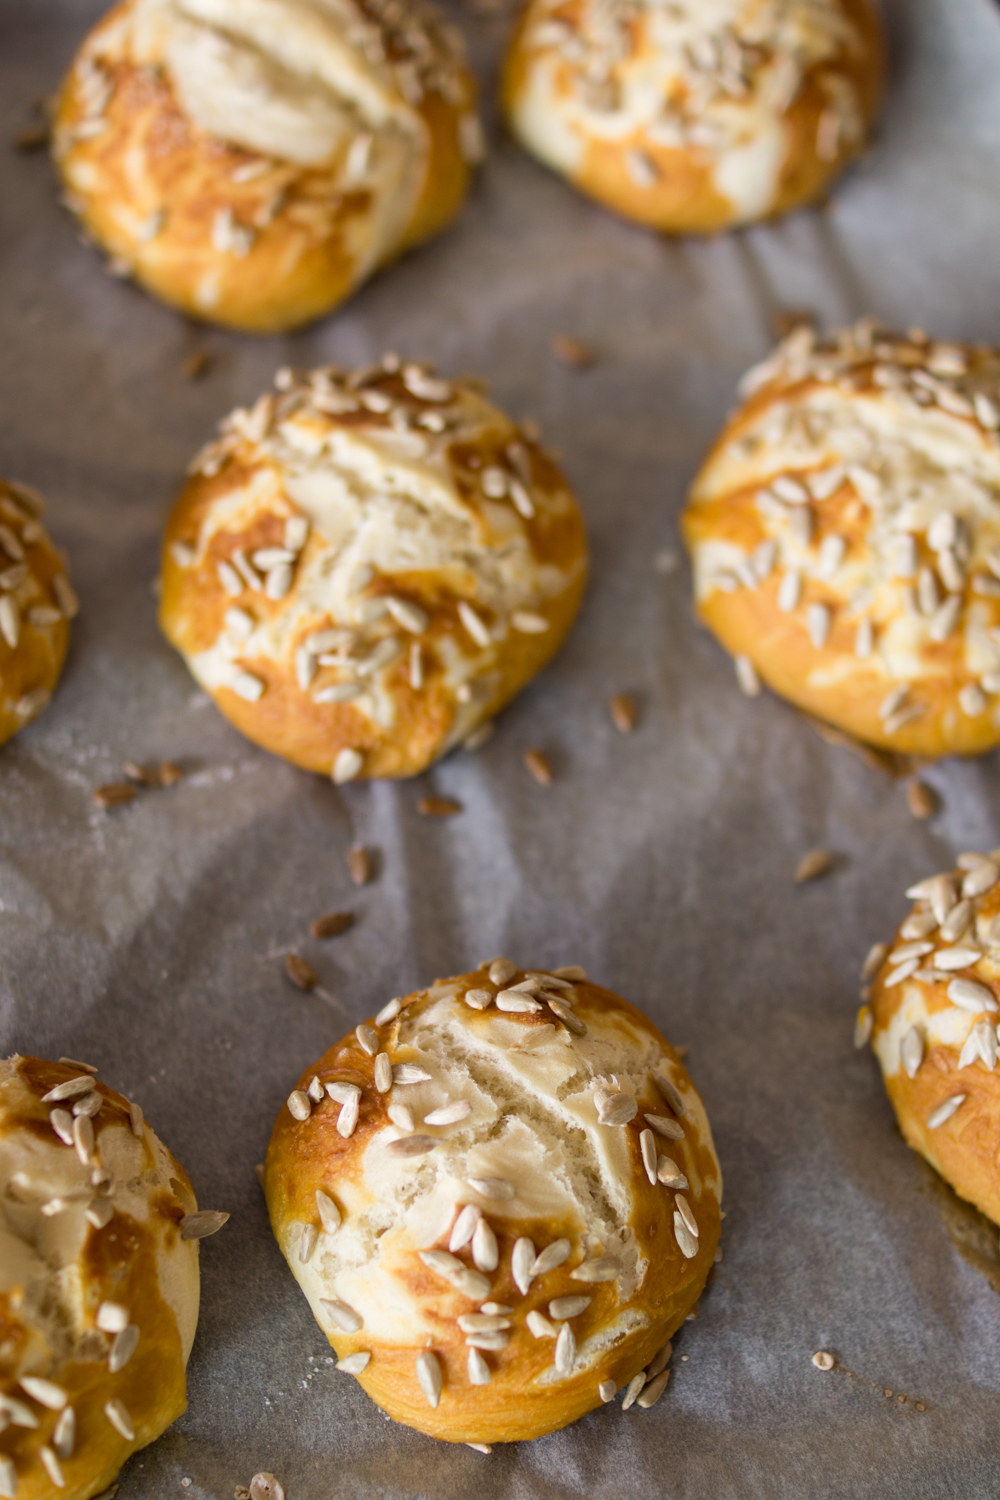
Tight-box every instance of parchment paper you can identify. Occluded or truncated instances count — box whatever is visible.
[2,0,1000,1495]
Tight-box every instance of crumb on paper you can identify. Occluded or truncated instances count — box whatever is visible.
[795,849,834,884]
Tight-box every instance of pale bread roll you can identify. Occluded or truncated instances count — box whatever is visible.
[159,358,588,780]
[502,0,883,233]
[264,965,721,1444]
[682,320,1000,758]
[53,0,483,332]
[0,1055,211,1500]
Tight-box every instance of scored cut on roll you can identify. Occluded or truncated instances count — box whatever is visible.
[0,1054,225,1500]
[159,357,588,781]
[52,0,483,333]
[681,319,1000,758]
[0,478,77,749]
[864,849,1000,1227]
[502,0,884,233]
[264,963,721,1445]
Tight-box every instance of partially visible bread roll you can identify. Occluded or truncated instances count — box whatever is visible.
[53,0,483,333]
[866,852,1000,1227]
[502,0,883,233]
[0,479,76,749]
[264,964,721,1445]
[159,359,588,781]
[0,1055,206,1500]
[682,320,1000,758]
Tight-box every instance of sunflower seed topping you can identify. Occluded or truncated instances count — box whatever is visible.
[639,1128,658,1184]
[554,1323,576,1374]
[926,1094,966,1129]
[467,1176,516,1200]
[387,1134,437,1157]
[424,1100,472,1126]
[963,860,999,898]
[621,1372,646,1410]
[673,1213,698,1258]
[321,1298,362,1332]
[179,1210,229,1240]
[900,1027,923,1079]
[109,1324,139,1373]
[645,1113,684,1140]
[547,996,586,1034]
[355,1025,378,1056]
[549,1296,591,1320]
[96,1301,129,1333]
[467,1348,492,1385]
[19,1377,67,1411]
[337,1352,371,1375]
[675,1194,698,1237]
[496,990,543,1013]
[527,1310,557,1338]
[948,978,997,1013]
[393,1064,432,1085]
[464,987,493,1010]
[415,1351,442,1407]
[104,1398,134,1441]
[646,1341,672,1381]
[570,1256,620,1283]
[595,1089,638,1125]
[637,1369,671,1408]
[657,1156,688,1189]
[471,1217,499,1272]
[530,1239,571,1277]
[42,1075,94,1104]
[316,1189,341,1235]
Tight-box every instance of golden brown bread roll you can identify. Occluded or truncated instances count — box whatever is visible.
[264,963,721,1445]
[502,0,883,234]
[681,320,1000,758]
[0,1054,220,1500]
[0,479,76,750]
[159,358,588,781]
[53,0,483,333]
[865,852,1000,1227]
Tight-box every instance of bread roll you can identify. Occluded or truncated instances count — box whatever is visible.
[502,0,883,233]
[159,359,588,781]
[0,1055,211,1500]
[53,0,483,333]
[264,964,721,1445]
[0,479,76,749]
[866,852,1000,1226]
[682,320,1000,758]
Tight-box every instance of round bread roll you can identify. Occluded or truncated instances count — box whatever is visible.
[159,359,588,781]
[52,0,483,333]
[681,320,1000,758]
[0,1054,214,1500]
[0,479,76,750]
[264,964,721,1445]
[501,0,883,234]
[865,851,1000,1227]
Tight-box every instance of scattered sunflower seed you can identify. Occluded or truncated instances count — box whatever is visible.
[621,1373,646,1410]
[284,953,318,991]
[417,796,462,817]
[180,1210,229,1240]
[523,749,553,786]
[812,1351,835,1371]
[549,333,594,368]
[311,911,355,939]
[347,844,372,885]
[93,783,136,810]
[906,780,938,820]
[796,849,834,883]
[636,1369,671,1407]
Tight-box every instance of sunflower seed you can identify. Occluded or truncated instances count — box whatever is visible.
[972,1020,997,1069]
[52,1404,75,1459]
[73,1114,94,1164]
[467,1176,515,1200]
[900,1026,923,1079]
[489,958,517,985]
[326,1082,360,1105]
[96,1301,129,1333]
[640,1128,658,1185]
[554,1323,576,1373]
[935,946,983,971]
[495,990,543,1014]
[503,1236,533,1296]
[458,1313,511,1333]
[885,959,919,988]
[420,1251,491,1300]
[733,654,761,698]
[424,1100,472,1127]
[860,942,889,981]
[901,909,938,940]
[465,1331,509,1351]
[889,941,933,965]
[40,1446,64,1487]
[308,1076,326,1106]
[657,1156,688,1188]
[374,997,401,1027]
[599,1379,617,1402]
[388,1133,439,1159]
[449,1204,481,1251]
[554,965,587,981]
[646,1341,672,1381]
[926,1095,965,1129]
[527,1310,557,1338]
[807,603,831,649]
[322,1298,362,1332]
[673,1213,698,1258]
[777,570,801,612]
[416,1351,442,1407]
[337,1092,360,1138]
[471,1218,499,1272]
[645,1113,684,1141]
[50,1108,74,1144]
[964,861,999,898]
[467,1348,491,1384]
[595,1090,638,1126]
[795,849,833,883]
[180,1209,230,1241]
[316,1189,341,1234]
[393,1064,432,1085]
[621,1373,646,1410]
[530,1239,571,1277]
[547,996,586,1034]
[570,1256,620,1283]
[86,1199,113,1229]
[653,1072,686,1116]
[337,1352,370,1375]
[637,1369,671,1408]
[109,1324,139,1373]
[0,1396,38,1428]
[549,1296,591,1320]
[42,1075,94,1104]
[20,1377,68,1410]
[463,987,493,1010]
[937,901,972,944]
[675,1194,698,1237]
[104,1399,134,1441]
[948,978,997,1013]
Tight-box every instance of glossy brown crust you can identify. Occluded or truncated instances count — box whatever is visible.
[264,971,720,1444]
[0,482,72,749]
[53,2,475,334]
[158,377,588,780]
[1,1057,197,1500]
[501,0,884,233]
[870,887,1000,1228]
[681,371,1000,760]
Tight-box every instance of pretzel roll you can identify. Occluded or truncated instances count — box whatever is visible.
[681,321,1000,758]
[0,1054,216,1500]
[52,0,483,333]
[159,360,588,781]
[264,965,721,1445]
[865,852,1000,1226]
[0,479,76,750]
[501,0,883,234]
